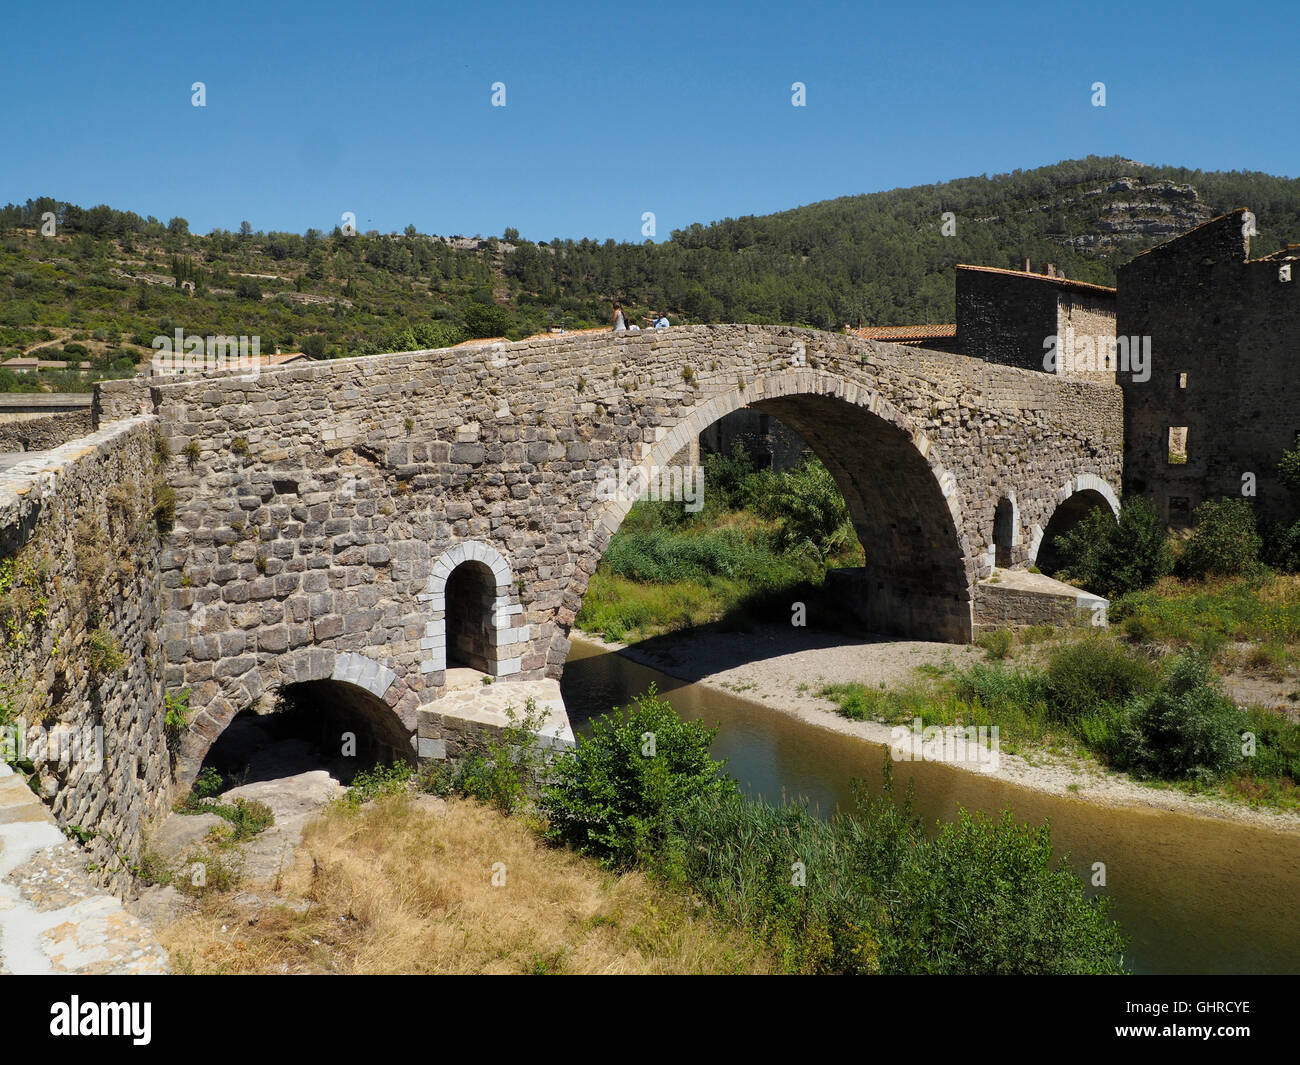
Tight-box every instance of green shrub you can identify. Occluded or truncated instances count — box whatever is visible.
[885,808,1127,974]
[192,766,223,799]
[660,778,1126,974]
[210,798,275,841]
[1241,706,1300,781]
[950,661,1046,717]
[1043,636,1158,724]
[541,685,728,868]
[1052,497,1172,598]
[701,443,757,511]
[1178,499,1262,579]
[1118,652,1245,782]
[152,479,177,533]
[751,457,853,560]
[87,626,125,677]
[343,762,413,805]
[976,628,1012,660]
[1278,442,1300,498]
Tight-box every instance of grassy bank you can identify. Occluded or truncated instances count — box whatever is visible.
[157,691,1127,975]
[819,633,1300,811]
[576,450,865,642]
[159,793,773,975]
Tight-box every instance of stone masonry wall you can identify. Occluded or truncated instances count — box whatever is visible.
[0,411,95,453]
[96,325,1121,777]
[0,417,170,895]
[1118,209,1300,527]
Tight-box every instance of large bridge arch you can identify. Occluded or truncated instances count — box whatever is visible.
[568,369,977,645]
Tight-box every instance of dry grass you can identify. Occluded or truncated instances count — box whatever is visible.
[159,793,774,975]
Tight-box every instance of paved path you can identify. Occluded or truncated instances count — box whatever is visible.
[0,763,168,974]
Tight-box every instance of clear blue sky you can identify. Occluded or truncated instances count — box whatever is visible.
[2,0,1296,241]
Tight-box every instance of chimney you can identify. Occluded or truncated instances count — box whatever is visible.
[1022,257,1031,273]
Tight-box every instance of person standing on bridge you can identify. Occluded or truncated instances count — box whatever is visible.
[612,303,627,333]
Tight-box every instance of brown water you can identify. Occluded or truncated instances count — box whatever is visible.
[562,636,1300,975]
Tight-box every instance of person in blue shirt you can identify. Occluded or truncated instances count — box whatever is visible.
[653,311,670,329]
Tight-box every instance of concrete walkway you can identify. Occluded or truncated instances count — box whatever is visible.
[0,762,168,974]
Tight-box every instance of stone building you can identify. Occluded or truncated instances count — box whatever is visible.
[952,263,1117,383]
[1117,209,1300,527]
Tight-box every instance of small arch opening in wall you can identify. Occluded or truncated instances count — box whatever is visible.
[445,559,498,673]
[196,680,412,791]
[992,498,1015,568]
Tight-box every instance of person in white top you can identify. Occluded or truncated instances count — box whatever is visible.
[612,303,627,332]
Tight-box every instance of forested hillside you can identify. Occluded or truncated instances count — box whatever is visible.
[2,155,1297,386]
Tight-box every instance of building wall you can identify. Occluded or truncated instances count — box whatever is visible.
[1056,293,1120,384]
[699,408,809,470]
[955,268,1064,372]
[1117,210,1300,526]
[955,267,1117,383]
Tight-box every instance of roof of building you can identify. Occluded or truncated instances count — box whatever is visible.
[1123,208,1250,265]
[260,352,312,365]
[955,263,1117,296]
[852,324,957,343]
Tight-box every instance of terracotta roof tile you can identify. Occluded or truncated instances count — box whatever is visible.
[852,324,957,342]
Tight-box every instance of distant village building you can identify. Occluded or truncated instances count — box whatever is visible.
[1117,209,1300,527]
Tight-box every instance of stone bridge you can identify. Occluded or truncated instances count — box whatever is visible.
[96,324,1122,780]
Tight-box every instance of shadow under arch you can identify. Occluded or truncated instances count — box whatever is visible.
[197,677,416,787]
[176,649,414,788]
[1031,477,1121,576]
[574,369,976,645]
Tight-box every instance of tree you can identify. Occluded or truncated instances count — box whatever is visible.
[1177,498,1262,579]
[167,217,189,236]
[301,333,327,358]
[1053,497,1172,598]
[239,220,252,238]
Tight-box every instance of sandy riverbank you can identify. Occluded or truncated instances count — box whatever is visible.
[571,626,1300,835]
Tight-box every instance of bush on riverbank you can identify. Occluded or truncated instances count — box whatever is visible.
[435,688,1128,974]
[540,686,730,868]
[820,635,1300,799]
[1051,497,1172,598]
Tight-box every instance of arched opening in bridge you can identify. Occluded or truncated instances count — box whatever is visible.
[569,383,971,673]
[196,679,413,791]
[993,497,1016,568]
[1035,490,1116,576]
[445,560,497,673]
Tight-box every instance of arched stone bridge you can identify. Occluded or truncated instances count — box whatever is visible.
[97,324,1122,778]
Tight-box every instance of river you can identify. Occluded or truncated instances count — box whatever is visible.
[562,635,1300,975]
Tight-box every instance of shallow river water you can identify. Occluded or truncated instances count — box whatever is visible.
[562,636,1300,975]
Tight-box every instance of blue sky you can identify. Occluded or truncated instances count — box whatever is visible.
[1,0,1296,241]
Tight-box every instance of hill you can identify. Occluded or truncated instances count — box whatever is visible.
[1,155,1298,389]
